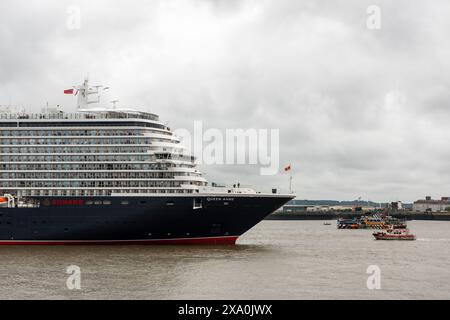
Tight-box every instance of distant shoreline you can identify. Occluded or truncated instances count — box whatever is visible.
[266,211,450,221]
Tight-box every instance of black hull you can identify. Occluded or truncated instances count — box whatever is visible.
[0,195,293,245]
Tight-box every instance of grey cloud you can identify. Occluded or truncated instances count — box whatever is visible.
[1,0,449,202]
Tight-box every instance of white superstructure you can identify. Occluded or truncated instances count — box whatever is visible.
[0,79,207,197]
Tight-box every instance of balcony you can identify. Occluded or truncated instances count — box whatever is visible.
[0,110,160,122]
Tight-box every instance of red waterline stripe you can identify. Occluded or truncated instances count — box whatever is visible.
[0,236,239,246]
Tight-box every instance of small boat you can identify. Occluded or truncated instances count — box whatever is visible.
[390,223,408,229]
[373,228,416,241]
[337,218,359,229]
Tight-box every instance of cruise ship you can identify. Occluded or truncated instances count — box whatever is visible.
[0,79,294,245]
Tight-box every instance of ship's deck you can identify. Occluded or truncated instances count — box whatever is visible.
[0,110,159,122]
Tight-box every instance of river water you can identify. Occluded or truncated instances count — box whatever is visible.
[0,220,449,300]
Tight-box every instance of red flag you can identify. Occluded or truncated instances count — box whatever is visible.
[64,89,74,95]
[284,165,291,172]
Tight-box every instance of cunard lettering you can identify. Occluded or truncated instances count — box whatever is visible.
[52,199,84,206]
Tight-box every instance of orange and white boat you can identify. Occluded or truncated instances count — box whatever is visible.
[373,228,416,241]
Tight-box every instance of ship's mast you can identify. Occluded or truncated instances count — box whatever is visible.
[75,77,107,111]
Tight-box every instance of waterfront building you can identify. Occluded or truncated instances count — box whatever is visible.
[413,196,450,212]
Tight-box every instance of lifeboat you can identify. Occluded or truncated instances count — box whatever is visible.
[373,228,416,241]
[0,197,8,207]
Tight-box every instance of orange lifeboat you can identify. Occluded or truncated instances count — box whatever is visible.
[0,197,8,207]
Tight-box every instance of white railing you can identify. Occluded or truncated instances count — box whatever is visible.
[0,111,159,122]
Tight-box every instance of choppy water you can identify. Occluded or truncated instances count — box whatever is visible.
[0,220,449,300]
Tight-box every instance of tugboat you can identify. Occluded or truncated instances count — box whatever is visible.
[373,228,416,241]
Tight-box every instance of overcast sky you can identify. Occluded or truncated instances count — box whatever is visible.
[1,0,449,202]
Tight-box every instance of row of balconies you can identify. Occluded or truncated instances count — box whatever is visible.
[0,129,171,137]
[0,172,203,180]
[2,180,206,188]
[0,138,177,145]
